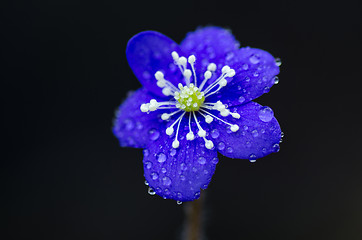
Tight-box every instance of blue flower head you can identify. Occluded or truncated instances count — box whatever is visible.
[113,26,282,202]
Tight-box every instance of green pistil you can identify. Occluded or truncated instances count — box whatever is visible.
[175,84,205,112]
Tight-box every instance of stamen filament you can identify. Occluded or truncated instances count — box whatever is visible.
[199,108,239,132]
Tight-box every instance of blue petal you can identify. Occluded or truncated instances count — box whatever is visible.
[126,31,183,97]
[209,101,281,160]
[113,88,164,148]
[180,26,239,65]
[143,117,219,202]
[180,26,240,83]
[207,47,280,106]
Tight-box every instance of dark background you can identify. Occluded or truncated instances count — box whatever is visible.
[2,0,362,239]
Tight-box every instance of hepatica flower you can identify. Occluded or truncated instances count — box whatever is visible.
[113,27,282,202]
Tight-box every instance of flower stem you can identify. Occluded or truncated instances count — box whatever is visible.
[184,193,205,240]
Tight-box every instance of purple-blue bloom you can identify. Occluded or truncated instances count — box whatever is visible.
[113,26,282,202]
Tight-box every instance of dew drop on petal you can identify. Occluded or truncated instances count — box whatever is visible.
[157,153,167,163]
[198,156,206,165]
[238,96,245,103]
[249,154,257,163]
[273,143,280,152]
[143,149,149,157]
[170,148,177,157]
[177,192,183,199]
[161,167,167,173]
[210,129,220,139]
[273,76,279,84]
[275,58,282,66]
[180,175,186,181]
[226,147,233,153]
[177,201,183,205]
[151,172,159,180]
[258,106,274,122]
[252,130,259,137]
[144,180,149,186]
[249,54,261,64]
[217,142,225,150]
[242,63,249,70]
[148,128,160,141]
[145,161,152,169]
[148,187,155,195]
[162,176,172,186]
[211,157,219,164]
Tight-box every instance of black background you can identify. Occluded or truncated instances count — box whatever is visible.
[2,0,362,239]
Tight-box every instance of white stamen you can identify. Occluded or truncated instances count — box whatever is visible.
[230,124,239,132]
[183,69,192,86]
[188,55,197,87]
[155,71,164,81]
[179,57,187,69]
[140,103,149,112]
[199,108,239,132]
[222,65,230,74]
[207,63,216,72]
[204,139,214,149]
[171,51,179,61]
[166,127,174,135]
[186,131,195,140]
[172,112,185,148]
[162,87,172,96]
[205,115,213,123]
[230,112,240,119]
[193,111,207,137]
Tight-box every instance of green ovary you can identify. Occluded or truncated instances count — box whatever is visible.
[176,88,205,112]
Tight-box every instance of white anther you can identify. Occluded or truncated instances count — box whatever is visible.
[166,127,174,135]
[172,140,180,148]
[184,69,192,78]
[157,80,166,88]
[222,65,230,74]
[188,55,196,64]
[161,113,170,120]
[155,71,164,81]
[205,115,213,123]
[162,87,172,96]
[140,103,149,112]
[207,63,216,72]
[204,71,212,80]
[179,57,187,66]
[230,124,239,132]
[220,109,230,117]
[186,131,195,140]
[219,79,227,87]
[148,99,158,111]
[228,69,236,77]
[230,112,240,119]
[171,51,179,61]
[198,129,206,137]
[205,140,214,149]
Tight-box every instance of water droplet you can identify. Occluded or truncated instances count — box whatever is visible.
[192,167,197,172]
[151,172,159,180]
[275,58,282,66]
[258,106,274,122]
[217,142,225,150]
[243,125,249,130]
[148,187,155,195]
[273,76,279,84]
[145,161,152,169]
[253,71,260,77]
[177,192,183,199]
[124,119,134,130]
[238,96,245,103]
[180,175,186,181]
[162,176,172,186]
[249,154,257,163]
[170,148,177,156]
[144,180,149,186]
[281,132,284,138]
[180,163,186,170]
[194,192,200,198]
[148,128,160,141]
[161,167,167,173]
[249,54,261,64]
[252,130,259,137]
[136,121,143,130]
[143,149,149,157]
[212,157,219,164]
[273,143,280,152]
[242,63,249,70]
[177,201,183,205]
[262,147,267,152]
[203,170,209,175]
[263,86,270,93]
[198,156,206,165]
[157,153,166,163]
[210,129,220,139]
[226,147,233,153]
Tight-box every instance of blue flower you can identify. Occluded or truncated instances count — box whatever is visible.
[113,26,282,202]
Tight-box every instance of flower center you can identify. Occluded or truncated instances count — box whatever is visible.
[174,84,205,112]
[140,51,240,149]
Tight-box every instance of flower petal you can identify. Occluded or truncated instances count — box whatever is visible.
[143,121,218,202]
[210,101,281,160]
[126,31,183,97]
[207,47,280,107]
[113,88,164,148]
[180,26,239,75]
